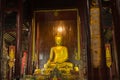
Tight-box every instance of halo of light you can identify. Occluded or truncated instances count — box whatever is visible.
[57,27,63,33]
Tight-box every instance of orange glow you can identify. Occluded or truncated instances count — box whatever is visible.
[57,26,63,33]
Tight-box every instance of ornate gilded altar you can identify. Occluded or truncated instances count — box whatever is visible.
[33,67,79,80]
[33,34,79,80]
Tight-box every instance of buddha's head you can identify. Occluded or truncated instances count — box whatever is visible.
[55,34,63,46]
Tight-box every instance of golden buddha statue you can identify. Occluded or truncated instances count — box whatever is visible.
[43,34,73,74]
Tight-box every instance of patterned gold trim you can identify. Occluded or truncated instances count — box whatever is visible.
[90,7,101,68]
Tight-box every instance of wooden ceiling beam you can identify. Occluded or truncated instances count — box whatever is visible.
[4,8,18,13]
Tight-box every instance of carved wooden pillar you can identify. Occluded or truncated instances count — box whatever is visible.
[77,0,92,80]
[111,0,120,79]
[26,24,33,74]
[14,0,22,79]
[0,0,3,79]
[99,0,109,80]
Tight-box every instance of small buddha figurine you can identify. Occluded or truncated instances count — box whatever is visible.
[44,34,73,74]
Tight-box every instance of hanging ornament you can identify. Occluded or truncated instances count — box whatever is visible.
[8,45,15,68]
[105,43,112,68]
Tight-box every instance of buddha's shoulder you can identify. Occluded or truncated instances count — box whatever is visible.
[61,46,67,49]
[51,46,67,49]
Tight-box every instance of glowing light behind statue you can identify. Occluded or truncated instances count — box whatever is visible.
[57,22,65,36]
[57,26,63,33]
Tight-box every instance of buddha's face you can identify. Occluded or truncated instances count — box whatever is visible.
[55,36,62,45]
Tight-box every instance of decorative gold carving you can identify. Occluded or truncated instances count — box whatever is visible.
[105,43,112,68]
[90,7,101,68]
[8,45,15,68]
